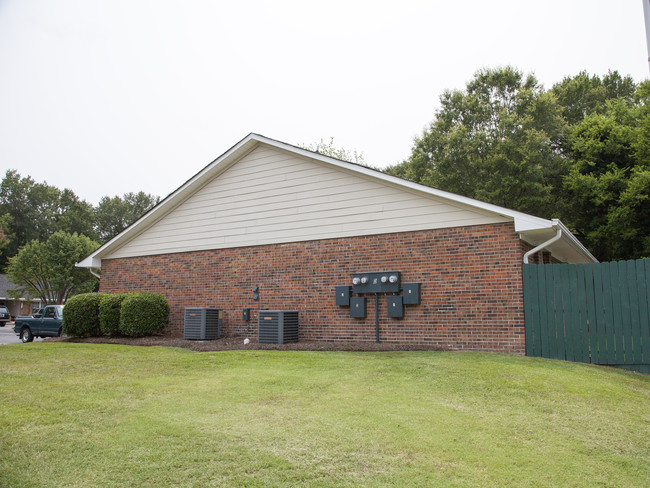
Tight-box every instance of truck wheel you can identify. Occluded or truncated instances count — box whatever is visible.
[20,327,34,343]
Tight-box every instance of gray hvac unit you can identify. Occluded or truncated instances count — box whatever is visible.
[258,310,299,344]
[184,308,222,340]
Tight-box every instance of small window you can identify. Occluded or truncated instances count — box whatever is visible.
[45,308,56,318]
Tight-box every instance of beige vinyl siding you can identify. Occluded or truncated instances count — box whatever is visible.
[109,145,510,258]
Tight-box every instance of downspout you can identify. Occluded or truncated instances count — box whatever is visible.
[523,225,562,264]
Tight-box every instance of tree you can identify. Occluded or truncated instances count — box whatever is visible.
[563,86,650,261]
[551,70,636,126]
[0,213,12,261]
[0,171,42,267]
[387,66,568,218]
[55,188,96,239]
[0,170,95,270]
[94,192,160,242]
[299,137,366,165]
[7,232,100,304]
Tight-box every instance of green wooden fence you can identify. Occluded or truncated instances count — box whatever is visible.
[522,259,650,374]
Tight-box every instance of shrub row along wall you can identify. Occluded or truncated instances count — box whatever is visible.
[99,222,526,353]
[64,292,169,338]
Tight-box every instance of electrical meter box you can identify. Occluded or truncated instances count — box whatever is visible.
[402,283,421,305]
[352,271,401,294]
[387,296,404,318]
[335,286,351,306]
[350,297,366,318]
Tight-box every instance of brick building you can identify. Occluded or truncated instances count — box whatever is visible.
[78,134,596,353]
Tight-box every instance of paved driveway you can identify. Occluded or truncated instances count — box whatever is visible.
[0,324,44,345]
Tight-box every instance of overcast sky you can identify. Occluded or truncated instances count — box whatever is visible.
[1,0,648,204]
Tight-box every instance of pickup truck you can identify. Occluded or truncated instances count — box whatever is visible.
[13,305,64,343]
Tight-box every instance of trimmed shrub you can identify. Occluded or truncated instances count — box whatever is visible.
[62,292,106,337]
[119,292,169,337]
[99,293,130,336]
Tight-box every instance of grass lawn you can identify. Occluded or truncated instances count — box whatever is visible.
[0,343,648,487]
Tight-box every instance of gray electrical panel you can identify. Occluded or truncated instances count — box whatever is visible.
[403,283,421,305]
[387,296,404,318]
[184,308,222,340]
[335,286,351,306]
[258,310,299,344]
[350,297,366,318]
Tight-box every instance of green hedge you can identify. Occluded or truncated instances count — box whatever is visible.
[119,293,169,337]
[62,293,106,337]
[99,293,129,336]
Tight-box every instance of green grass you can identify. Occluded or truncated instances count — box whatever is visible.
[0,344,648,487]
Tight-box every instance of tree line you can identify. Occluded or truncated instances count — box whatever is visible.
[0,172,158,303]
[387,67,648,262]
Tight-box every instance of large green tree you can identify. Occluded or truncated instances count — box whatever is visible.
[551,70,636,126]
[7,232,100,304]
[0,170,95,269]
[563,84,650,261]
[94,192,160,242]
[387,66,568,218]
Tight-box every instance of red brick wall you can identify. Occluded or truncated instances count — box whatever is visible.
[99,222,526,353]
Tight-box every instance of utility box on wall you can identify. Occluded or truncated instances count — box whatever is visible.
[184,308,222,340]
[387,296,404,318]
[350,297,366,318]
[258,310,299,344]
[352,272,401,294]
[403,283,421,305]
[335,286,351,306]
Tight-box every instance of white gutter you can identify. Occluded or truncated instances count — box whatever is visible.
[523,220,562,264]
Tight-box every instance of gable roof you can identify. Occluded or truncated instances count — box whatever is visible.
[78,133,596,267]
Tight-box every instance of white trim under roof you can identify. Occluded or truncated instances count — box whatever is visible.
[77,133,597,268]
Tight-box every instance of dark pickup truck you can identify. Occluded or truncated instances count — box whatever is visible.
[13,305,64,343]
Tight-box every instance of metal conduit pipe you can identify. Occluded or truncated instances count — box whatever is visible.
[523,227,562,264]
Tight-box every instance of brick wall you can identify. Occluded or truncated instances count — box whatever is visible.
[99,222,526,353]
